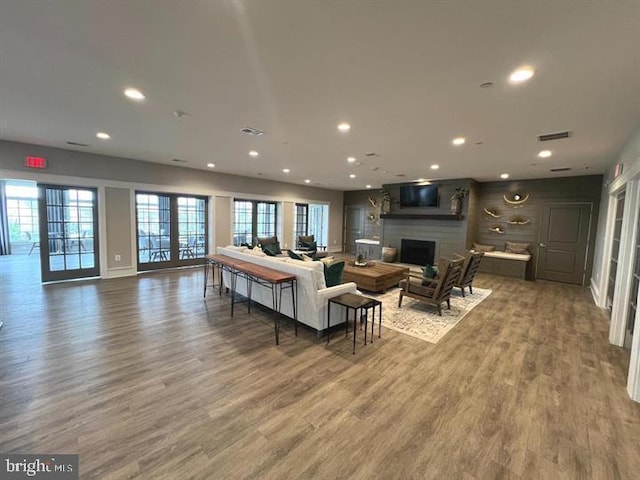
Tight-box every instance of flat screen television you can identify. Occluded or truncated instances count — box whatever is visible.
[399,184,439,208]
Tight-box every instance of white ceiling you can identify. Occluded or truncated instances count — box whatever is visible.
[0,1,639,191]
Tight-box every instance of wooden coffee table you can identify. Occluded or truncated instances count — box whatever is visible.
[342,261,410,293]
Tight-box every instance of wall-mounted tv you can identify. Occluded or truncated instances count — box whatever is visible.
[399,184,439,208]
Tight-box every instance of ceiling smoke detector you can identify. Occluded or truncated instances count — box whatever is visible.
[240,127,265,136]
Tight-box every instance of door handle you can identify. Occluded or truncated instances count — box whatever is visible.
[539,243,547,248]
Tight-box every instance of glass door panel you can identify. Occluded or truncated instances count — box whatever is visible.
[136,192,208,270]
[38,185,99,282]
[177,196,206,260]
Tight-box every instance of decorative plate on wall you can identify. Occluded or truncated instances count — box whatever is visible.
[503,192,529,206]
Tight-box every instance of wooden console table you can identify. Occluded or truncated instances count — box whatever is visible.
[204,254,298,345]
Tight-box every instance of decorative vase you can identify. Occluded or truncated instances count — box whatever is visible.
[381,246,397,263]
[450,197,461,215]
[381,199,391,215]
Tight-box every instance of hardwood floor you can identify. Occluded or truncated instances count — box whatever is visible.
[1,254,639,479]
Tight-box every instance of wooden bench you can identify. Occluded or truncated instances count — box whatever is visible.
[476,251,531,279]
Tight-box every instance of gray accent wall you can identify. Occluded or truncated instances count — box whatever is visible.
[345,175,603,281]
[344,179,473,261]
[476,175,602,280]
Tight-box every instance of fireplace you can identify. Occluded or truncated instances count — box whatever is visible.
[400,239,436,266]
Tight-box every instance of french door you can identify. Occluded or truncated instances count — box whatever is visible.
[38,184,100,282]
[136,192,208,271]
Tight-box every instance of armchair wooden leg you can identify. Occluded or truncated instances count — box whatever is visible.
[398,292,404,308]
[460,287,465,297]
[437,305,442,316]
[469,286,473,295]
[447,299,451,309]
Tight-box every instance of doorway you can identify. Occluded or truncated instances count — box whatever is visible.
[536,202,593,285]
[38,184,100,282]
[344,205,364,254]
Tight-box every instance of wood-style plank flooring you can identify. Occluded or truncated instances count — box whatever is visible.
[1,254,640,479]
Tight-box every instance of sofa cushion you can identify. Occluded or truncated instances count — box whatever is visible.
[301,240,317,251]
[473,242,495,252]
[262,242,282,256]
[287,250,304,261]
[324,261,345,287]
[248,246,266,256]
[256,236,278,247]
[505,241,530,254]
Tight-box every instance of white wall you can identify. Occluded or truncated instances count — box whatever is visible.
[0,139,344,278]
[590,123,640,402]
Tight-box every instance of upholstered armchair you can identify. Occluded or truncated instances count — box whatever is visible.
[398,257,464,316]
[297,234,327,258]
[455,251,484,296]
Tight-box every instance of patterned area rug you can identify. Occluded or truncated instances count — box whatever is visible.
[370,287,492,344]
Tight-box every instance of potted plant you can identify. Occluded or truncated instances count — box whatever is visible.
[450,187,468,215]
[380,189,392,214]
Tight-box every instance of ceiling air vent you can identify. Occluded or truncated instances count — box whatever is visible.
[172,158,187,163]
[538,131,571,142]
[66,141,89,147]
[240,127,265,136]
[365,152,379,157]
[550,167,572,172]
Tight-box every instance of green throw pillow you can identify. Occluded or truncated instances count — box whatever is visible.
[324,261,345,287]
[287,250,303,261]
[262,242,281,256]
[421,264,438,285]
[301,240,317,251]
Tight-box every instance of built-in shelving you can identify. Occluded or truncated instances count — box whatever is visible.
[380,213,463,220]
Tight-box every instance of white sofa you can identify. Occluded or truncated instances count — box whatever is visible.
[216,246,358,333]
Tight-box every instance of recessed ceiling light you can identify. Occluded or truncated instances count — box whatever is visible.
[96,132,110,140]
[349,174,356,178]
[337,122,351,132]
[207,163,215,168]
[282,168,290,173]
[417,178,426,182]
[124,87,145,101]
[249,150,259,157]
[452,137,466,146]
[366,185,372,189]
[347,156,356,163]
[538,150,552,158]
[430,164,440,170]
[509,66,535,83]
[500,173,510,179]
[304,179,311,184]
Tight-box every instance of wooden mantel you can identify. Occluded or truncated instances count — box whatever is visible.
[380,213,464,220]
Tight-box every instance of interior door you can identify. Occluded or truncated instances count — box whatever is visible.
[38,184,100,282]
[537,203,592,285]
[344,205,364,254]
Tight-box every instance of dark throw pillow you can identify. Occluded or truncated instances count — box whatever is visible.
[324,261,345,287]
[301,240,317,251]
[505,241,530,254]
[287,249,303,261]
[421,264,438,285]
[262,242,281,256]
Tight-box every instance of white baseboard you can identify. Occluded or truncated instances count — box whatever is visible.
[590,277,601,306]
[105,266,137,279]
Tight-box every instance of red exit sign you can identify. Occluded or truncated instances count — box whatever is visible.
[25,156,47,169]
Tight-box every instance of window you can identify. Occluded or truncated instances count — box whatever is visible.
[308,204,329,247]
[5,183,38,244]
[294,203,308,239]
[233,199,278,245]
